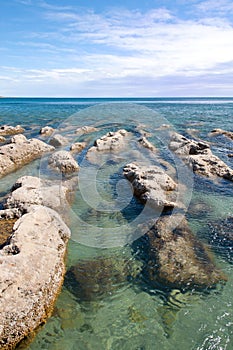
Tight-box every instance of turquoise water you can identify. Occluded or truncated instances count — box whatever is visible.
[0,98,233,349]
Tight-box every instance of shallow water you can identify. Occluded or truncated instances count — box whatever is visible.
[0,98,232,350]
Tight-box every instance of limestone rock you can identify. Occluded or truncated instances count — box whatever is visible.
[40,125,54,137]
[144,214,227,289]
[48,151,79,174]
[0,124,25,136]
[0,135,54,178]
[75,125,98,135]
[169,132,233,181]
[49,134,69,148]
[0,136,6,143]
[5,176,70,218]
[0,205,70,350]
[138,136,157,152]
[86,129,129,163]
[210,128,233,140]
[123,163,177,209]
[70,142,86,153]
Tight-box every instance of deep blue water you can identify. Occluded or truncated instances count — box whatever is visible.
[0,97,233,350]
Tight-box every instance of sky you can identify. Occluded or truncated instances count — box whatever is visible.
[0,0,233,97]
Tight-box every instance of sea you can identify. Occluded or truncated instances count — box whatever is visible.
[0,97,233,350]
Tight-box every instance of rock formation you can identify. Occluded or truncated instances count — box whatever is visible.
[40,125,54,137]
[86,129,130,163]
[0,205,70,350]
[0,134,54,178]
[0,125,24,136]
[169,133,233,181]
[48,150,79,174]
[210,128,233,140]
[70,142,86,153]
[48,134,69,148]
[144,214,227,289]
[123,163,177,209]
[75,125,98,135]
[138,136,157,152]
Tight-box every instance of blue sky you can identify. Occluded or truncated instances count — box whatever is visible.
[1,0,233,97]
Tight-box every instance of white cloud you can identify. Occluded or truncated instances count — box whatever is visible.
[2,5,233,96]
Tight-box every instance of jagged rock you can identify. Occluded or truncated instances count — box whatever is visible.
[40,125,54,137]
[123,163,177,209]
[144,214,227,289]
[138,137,157,152]
[75,125,98,135]
[4,176,71,219]
[66,256,142,301]
[169,132,233,181]
[0,134,54,178]
[0,136,6,143]
[49,134,69,147]
[48,151,79,174]
[86,129,130,163]
[0,125,25,136]
[0,205,70,350]
[70,142,86,153]
[210,128,233,140]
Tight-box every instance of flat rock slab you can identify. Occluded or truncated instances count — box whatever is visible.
[5,176,71,221]
[169,132,233,181]
[0,125,24,136]
[123,163,177,209]
[0,205,70,350]
[144,214,227,289]
[0,134,54,178]
[48,150,79,174]
[75,125,98,135]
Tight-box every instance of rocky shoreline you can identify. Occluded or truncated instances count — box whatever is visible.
[0,124,232,348]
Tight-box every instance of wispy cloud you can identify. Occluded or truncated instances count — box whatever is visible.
[2,2,233,96]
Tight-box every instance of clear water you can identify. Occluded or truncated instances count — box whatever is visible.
[0,98,233,350]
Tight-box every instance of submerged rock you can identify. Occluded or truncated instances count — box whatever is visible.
[0,124,25,136]
[40,125,54,137]
[123,163,177,209]
[0,205,70,350]
[210,128,233,140]
[144,214,226,290]
[75,125,98,135]
[49,134,69,148]
[48,150,79,174]
[209,217,233,243]
[169,132,233,181]
[66,256,141,301]
[0,134,54,178]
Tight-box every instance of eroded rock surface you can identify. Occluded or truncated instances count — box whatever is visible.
[0,125,24,136]
[123,163,177,209]
[49,134,69,148]
[4,176,71,220]
[0,134,54,178]
[138,136,157,152]
[210,128,233,140]
[70,142,86,153]
[40,125,54,137]
[86,129,130,163]
[169,133,233,181]
[144,214,226,289]
[75,125,98,135]
[0,205,70,350]
[48,150,79,174]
